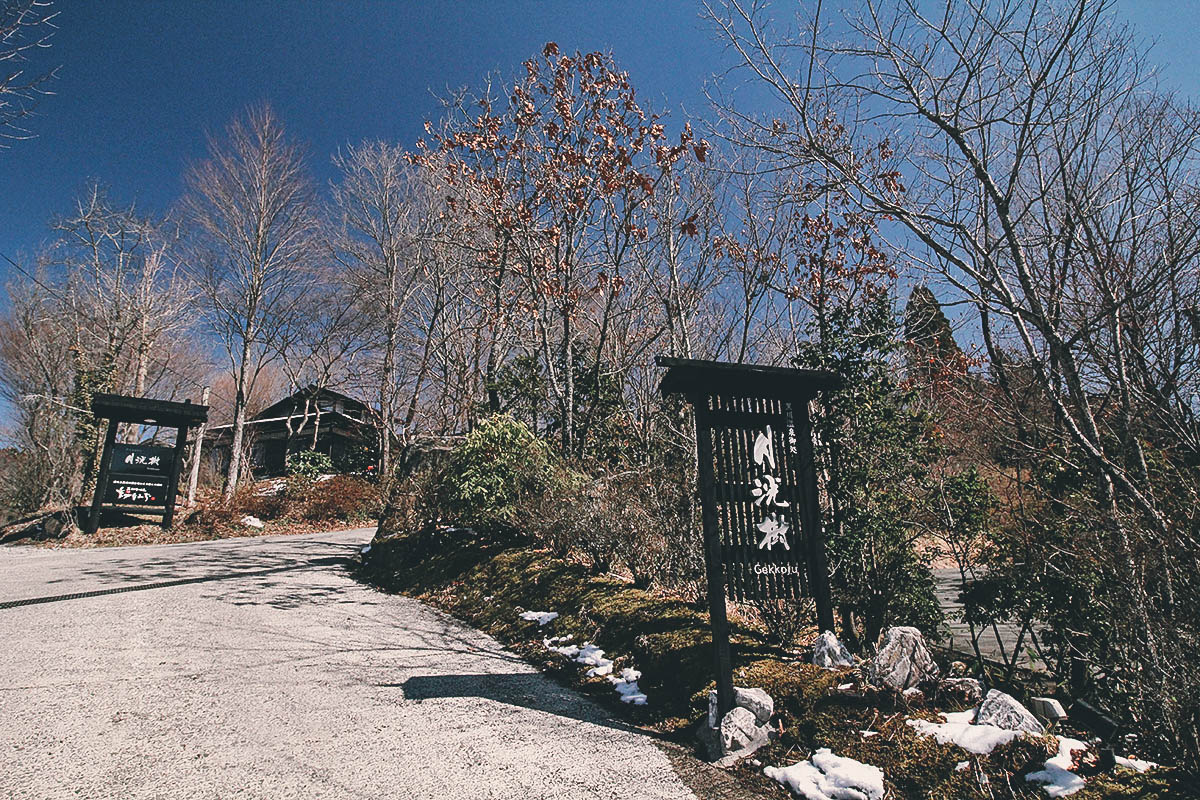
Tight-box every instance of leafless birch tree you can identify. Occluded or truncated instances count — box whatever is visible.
[184,105,322,498]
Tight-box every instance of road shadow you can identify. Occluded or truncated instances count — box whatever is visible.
[398,672,646,735]
[73,535,362,584]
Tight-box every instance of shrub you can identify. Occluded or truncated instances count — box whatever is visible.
[523,466,705,595]
[333,443,377,476]
[286,450,333,481]
[439,415,554,533]
[301,475,380,521]
[241,489,289,521]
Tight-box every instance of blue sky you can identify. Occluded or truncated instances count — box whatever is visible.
[1,0,1198,274]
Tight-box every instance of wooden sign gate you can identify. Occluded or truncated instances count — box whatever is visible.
[86,393,209,534]
[659,357,838,719]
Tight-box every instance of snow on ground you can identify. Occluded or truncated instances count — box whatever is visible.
[1025,736,1088,797]
[518,610,559,626]
[764,748,885,800]
[541,636,647,704]
[575,643,614,677]
[611,667,647,705]
[905,710,1021,755]
[1115,755,1157,773]
[543,635,579,657]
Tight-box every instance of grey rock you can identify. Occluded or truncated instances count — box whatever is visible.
[867,626,940,691]
[734,686,774,725]
[812,630,854,669]
[702,688,775,763]
[1030,696,1068,722]
[720,706,768,754]
[708,686,774,728]
[938,677,984,705]
[977,689,1045,734]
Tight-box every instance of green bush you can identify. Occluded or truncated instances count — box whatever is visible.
[439,415,554,533]
[286,450,333,481]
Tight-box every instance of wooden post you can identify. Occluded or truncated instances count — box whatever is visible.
[86,418,120,535]
[795,398,835,633]
[162,422,190,528]
[187,386,210,506]
[694,397,735,720]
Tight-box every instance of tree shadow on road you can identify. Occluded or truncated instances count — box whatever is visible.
[397,672,650,736]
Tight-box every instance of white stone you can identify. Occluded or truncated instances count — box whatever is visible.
[976,689,1045,734]
[721,706,769,754]
[1030,697,1068,721]
[708,686,774,728]
[867,626,940,691]
[734,686,774,725]
[241,515,264,529]
[812,630,854,669]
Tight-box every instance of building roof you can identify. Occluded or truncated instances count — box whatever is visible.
[252,385,372,422]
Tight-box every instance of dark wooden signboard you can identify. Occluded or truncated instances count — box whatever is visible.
[658,357,839,720]
[86,394,208,533]
[703,395,810,601]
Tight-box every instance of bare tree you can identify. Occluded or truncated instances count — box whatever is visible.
[708,0,1200,765]
[331,141,434,474]
[0,0,56,146]
[183,105,322,498]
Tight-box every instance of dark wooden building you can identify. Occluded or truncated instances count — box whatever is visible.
[203,387,376,478]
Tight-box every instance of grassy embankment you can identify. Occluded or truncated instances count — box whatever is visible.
[358,523,1194,800]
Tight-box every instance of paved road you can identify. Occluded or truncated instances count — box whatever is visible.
[0,530,699,800]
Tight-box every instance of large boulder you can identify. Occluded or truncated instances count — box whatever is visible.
[976,689,1045,734]
[701,686,775,764]
[708,686,774,728]
[812,630,854,669]
[867,626,940,691]
[720,706,769,754]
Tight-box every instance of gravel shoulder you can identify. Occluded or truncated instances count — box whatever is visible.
[0,529,698,799]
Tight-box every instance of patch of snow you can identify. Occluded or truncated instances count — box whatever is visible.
[1114,755,1157,773]
[837,683,854,691]
[240,515,264,529]
[541,636,646,704]
[859,731,878,739]
[906,710,1021,755]
[316,473,335,482]
[955,761,970,772]
[1026,736,1088,797]
[360,544,371,554]
[543,635,579,657]
[765,748,885,800]
[610,667,647,705]
[519,610,559,626]
[575,643,614,677]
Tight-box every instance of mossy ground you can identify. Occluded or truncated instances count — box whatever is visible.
[358,527,1196,799]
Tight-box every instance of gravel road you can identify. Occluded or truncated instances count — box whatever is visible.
[0,529,699,799]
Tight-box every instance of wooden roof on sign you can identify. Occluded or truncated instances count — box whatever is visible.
[657,357,841,401]
[91,393,209,427]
